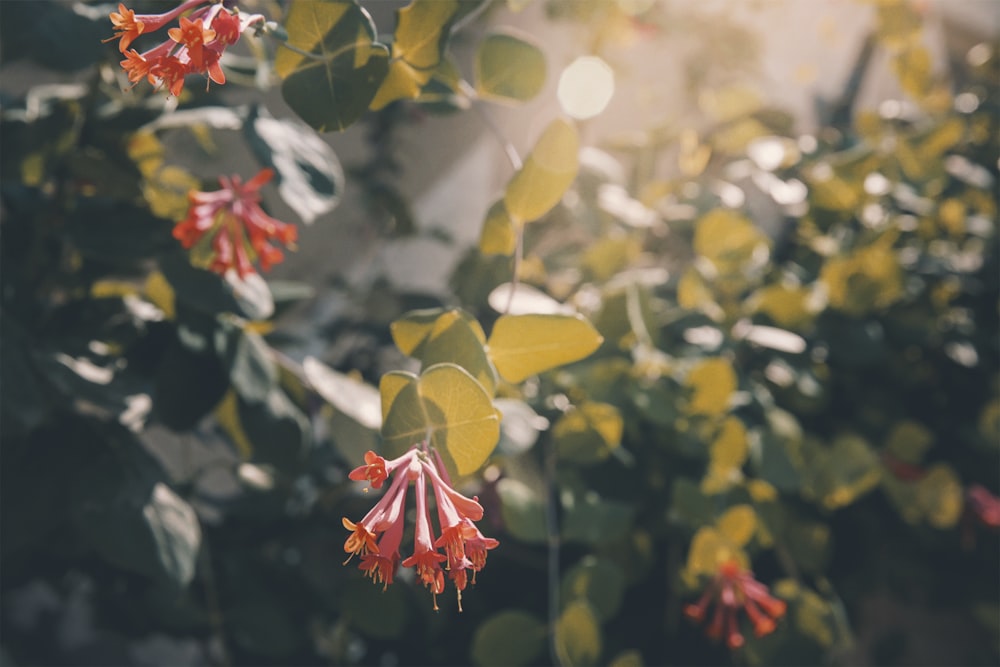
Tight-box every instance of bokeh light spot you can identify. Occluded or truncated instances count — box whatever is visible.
[558,56,615,120]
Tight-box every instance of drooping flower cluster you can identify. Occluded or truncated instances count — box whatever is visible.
[173,168,297,277]
[343,446,499,611]
[106,1,263,97]
[684,560,787,650]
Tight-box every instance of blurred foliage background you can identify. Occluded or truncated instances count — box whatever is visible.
[1,0,998,665]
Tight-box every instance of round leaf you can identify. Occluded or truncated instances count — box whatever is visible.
[561,557,625,622]
[487,313,603,383]
[381,363,501,477]
[504,118,579,224]
[302,357,381,430]
[552,401,624,464]
[475,31,547,103]
[555,600,602,667]
[685,357,737,416]
[471,610,546,667]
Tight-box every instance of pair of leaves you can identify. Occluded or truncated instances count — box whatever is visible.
[480,118,581,254]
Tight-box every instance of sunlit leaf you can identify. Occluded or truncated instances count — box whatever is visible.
[716,504,757,547]
[370,0,461,110]
[609,650,644,667]
[479,199,518,255]
[276,1,389,131]
[693,208,770,275]
[243,106,343,224]
[390,308,497,395]
[504,118,579,224]
[487,313,603,383]
[472,610,546,666]
[555,601,602,667]
[475,30,547,103]
[684,357,737,416]
[683,526,748,585]
[553,401,623,464]
[380,363,500,477]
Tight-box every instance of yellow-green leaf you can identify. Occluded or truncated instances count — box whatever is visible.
[552,401,623,464]
[479,198,518,256]
[487,313,603,383]
[885,420,933,465]
[683,526,748,585]
[609,650,644,667]
[917,463,963,529]
[475,30,547,103]
[390,308,496,395]
[370,0,460,110]
[275,1,389,132]
[693,208,770,275]
[685,357,737,416]
[381,363,500,477]
[214,389,253,460]
[555,601,602,667]
[379,371,417,424]
[504,118,579,225]
[716,504,757,547]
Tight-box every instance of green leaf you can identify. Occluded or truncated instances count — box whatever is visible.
[916,463,963,529]
[236,387,311,470]
[504,118,579,224]
[562,485,633,544]
[475,31,547,103]
[553,401,623,464]
[497,477,547,543]
[391,308,497,395]
[472,610,547,667]
[380,363,501,477]
[555,600,602,667]
[561,557,625,622]
[154,335,229,431]
[243,106,343,224]
[276,1,390,132]
[370,0,462,110]
[71,435,201,587]
[479,198,518,256]
[693,208,770,275]
[303,357,381,430]
[487,313,603,383]
[215,319,278,405]
[802,434,881,510]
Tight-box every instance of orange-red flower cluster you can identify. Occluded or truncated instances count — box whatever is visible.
[684,561,787,650]
[106,1,262,97]
[343,446,499,611]
[173,169,297,277]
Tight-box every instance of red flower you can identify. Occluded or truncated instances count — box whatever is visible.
[173,168,297,278]
[107,1,263,96]
[684,561,787,650]
[349,451,390,489]
[967,485,1000,529]
[342,445,499,611]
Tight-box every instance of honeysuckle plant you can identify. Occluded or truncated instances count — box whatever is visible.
[0,0,997,665]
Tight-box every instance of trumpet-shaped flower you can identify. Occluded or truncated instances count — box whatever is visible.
[107,1,264,97]
[173,168,297,278]
[342,445,499,611]
[684,561,787,650]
